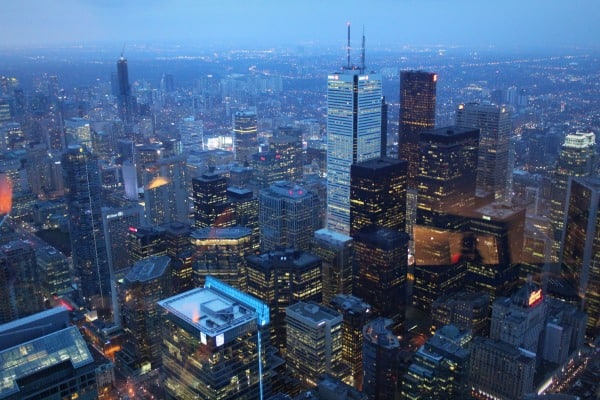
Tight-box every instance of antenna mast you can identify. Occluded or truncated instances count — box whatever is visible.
[346,22,351,69]
[121,43,126,59]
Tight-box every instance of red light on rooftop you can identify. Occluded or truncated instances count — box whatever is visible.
[0,174,12,215]
[451,253,461,264]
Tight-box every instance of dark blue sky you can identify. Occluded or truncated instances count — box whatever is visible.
[3,0,599,50]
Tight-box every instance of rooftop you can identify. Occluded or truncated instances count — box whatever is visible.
[286,302,342,326]
[125,255,171,283]
[191,226,252,240]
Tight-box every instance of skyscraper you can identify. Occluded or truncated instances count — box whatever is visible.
[234,110,258,165]
[398,70,437,189]
[354,227,409,323]
[286,301,345,387]
[117,56,134,124]
[158,276,271,400]
[417,126,479,228]
[560,176,600,334]
[350,157,407,236]
[63,145,111,317]
[259,181,319,252]
[550,131,596,245]
[326,41,382,234]
[192,169,234,229]
[455,103,513,201]
[362,318,402,400]
[311,228,354,304]
[246,249,322,350]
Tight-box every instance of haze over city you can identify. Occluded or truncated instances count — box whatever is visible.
[2,0,600,50]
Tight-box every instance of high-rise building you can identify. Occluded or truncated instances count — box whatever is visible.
[259,181,319,252]
[326,64,382,235]
[125,225,167,264]
[35,245,72,298]
[550,131,595,245]
[234,110,258,164]
[541,297,587,365]
[417,126,479,228]
[268,135,303,183]
[246,249,322,350]
[228,186,260,252]
[560,176,600,334]
[0,240,44,324]
[330,294,372,390]
[455,103,513,200]
[431,291,490,336]
[0,308,102,400]
[286,301,345,387]
[117,56,134,124]
[294,375,368,400]
[102,204,144,276]
[190,227,253,290]
[401,325,472,400]
[354,228,409,324]
[118,255,172,371]
[490,280,547,353]
[468,336,536,400]
[350,157,407,236]
[311,228,354,304]
[398,70,437,189]
[63,145,112,317]
[158,276,271,400]
[192,169,234,229]
[362,318,401,400]
[142,149,189,226]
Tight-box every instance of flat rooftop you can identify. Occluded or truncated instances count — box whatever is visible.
[126,255,170,283]
[158,286,256,336]
[191,227,252,240]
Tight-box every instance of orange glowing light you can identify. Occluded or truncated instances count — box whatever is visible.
[146,176,170,190]
[0,174,12,215]
[528,289,542,307]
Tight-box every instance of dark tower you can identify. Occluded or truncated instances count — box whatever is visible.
[63,145,112,318]
[117,56,133,124]
[398,71,437,189]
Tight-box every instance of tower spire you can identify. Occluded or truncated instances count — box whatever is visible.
[346,22,351,70]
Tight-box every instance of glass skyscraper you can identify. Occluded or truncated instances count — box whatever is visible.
[326,70,382,235]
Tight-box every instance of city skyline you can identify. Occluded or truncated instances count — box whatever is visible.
[2,1,600,50]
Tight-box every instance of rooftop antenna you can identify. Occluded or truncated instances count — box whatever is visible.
[120,43,126,59]
[361,26,366,73]
[346,22,351,69]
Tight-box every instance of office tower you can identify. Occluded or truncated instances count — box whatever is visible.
[330,294,372,390]
[158,276,271,400]
[455,103,513,200]
[490,280,547,353]
[0,308,102,400]
[102,204,144,276]
[468,336,536,400]
[161,220,193,258]
[0,240,44,323]
[64,117,92,149]
[561,176,600,334]
[380,96,388,156]
[179,117,204,152]
[63,145,112,317]
[35,245,71,297]
[417,126,479,228]
[142,150,189,226]
[118,255,172,371]
[354,228,409,323]
[268,135,303,183]
[550,131,595,245]
[295,375,369,400]
[125,225,167,264]
[192,169,234,229]
[362,318,401,400]
[311,229,354,304]
[349,157,407,236]
[402,325,471,400]
[286,302,345,387]
[412,226,468,312]
[190,227,253,290]
[259,181,319,252]
[117,56,134,124]
[462,202,525,303]
[326,57,382,235]
[228,186,260,252]
[398,70,437,189]
[234,110,258,164]
[246,249,322,350]
[431,291,490,336]
[541,297,587,365]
